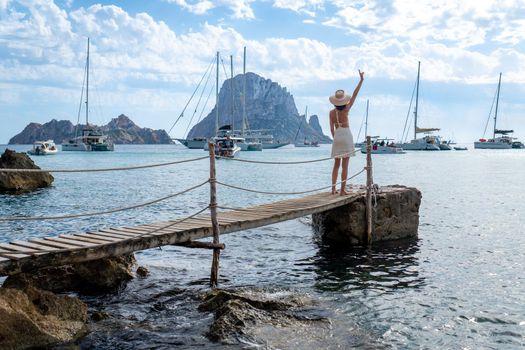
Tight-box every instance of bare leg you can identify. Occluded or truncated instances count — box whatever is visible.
[340,157,349,195]
[331,158,341,194]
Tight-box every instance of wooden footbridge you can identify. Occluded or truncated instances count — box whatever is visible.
[0,139,376,286]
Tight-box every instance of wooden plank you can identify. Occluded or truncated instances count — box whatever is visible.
[0,243,40,254]
[59,234,110,245]
[30,239,81,250]
[88,231,131,240]
[10,241,59,252]
[45,237,95,248]
[73,233,118,242]
[99,228,140,237]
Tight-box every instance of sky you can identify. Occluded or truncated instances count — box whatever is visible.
[1,0,525,144]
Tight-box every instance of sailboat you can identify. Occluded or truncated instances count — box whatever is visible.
[396,61,441,151]
[359,100,404,154]
[62,38,114,152]
[230,49,262,151]
[207,52,242,158]
[474,73,522,149]
[294,106,320,147]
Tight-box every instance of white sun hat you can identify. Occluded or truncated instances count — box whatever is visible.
[329,89,351,106]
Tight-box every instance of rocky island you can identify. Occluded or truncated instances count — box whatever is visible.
[187,72,331,143]
[9,115,172,145]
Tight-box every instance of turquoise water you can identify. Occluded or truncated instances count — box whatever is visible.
[1,144,524,349]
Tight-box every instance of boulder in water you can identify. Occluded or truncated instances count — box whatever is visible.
[4,254,136,294]
[0,286,87,349]
[0,149,54,192]
[200,289,325,344]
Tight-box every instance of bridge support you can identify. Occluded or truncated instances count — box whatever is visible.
[365,135,374,245]
[208,142,221,288]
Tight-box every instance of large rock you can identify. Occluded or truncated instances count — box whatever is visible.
[8,115,172,145]
[188,72,331,143]
[200,289,324,344]
[0,286,87,349]
[4,254,136,294]
[312,185,421,245]
[0,149,54,192]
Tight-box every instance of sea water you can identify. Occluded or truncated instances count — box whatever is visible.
[0,144,524,349]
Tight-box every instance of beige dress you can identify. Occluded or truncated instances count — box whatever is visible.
[331,110,355,158]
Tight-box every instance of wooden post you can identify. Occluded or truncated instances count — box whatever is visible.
[365,136,374,246]
[208,142,221,287]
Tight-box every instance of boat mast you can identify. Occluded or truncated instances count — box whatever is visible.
[414,61,420,140]
[86,37,90,127]
[242,46,246,136]
[493,72,502,139]
[230,55,234,132]
[365,99,369,138]
[215,51,219,135]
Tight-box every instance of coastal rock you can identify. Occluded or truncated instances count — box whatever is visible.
[0,286,87,349]
[4,254,136,294]
[0,149,54,192]
[8,115,172,145]
[188,72,331,143]
[200,289,324,344]
[308,115,324,135]
[312,185,421,245]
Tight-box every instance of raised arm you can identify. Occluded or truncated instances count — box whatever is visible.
[347,70,364,109]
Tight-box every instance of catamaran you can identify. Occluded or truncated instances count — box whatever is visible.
[396,62,441,151]
[474,73,522,149]
[62,38,114,152]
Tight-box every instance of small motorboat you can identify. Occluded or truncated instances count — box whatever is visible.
[27,140,58,155]
[361,137,405,154]
[454,146,468,151]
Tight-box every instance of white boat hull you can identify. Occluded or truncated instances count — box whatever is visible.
[62,143,90,151]
[474,141,512,149]
[262,142,289,149]
[27,149,58,155]
[176,138,207,149]
[361,145,405,154]
[398,142,440,151]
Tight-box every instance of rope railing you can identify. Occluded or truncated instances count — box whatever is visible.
[0,180,209,222]
[215,149,360,164]
[0,155,209,173]
[216,168,366,195]
[0,206,211,257]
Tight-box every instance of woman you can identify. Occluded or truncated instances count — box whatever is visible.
[329,70,364,195]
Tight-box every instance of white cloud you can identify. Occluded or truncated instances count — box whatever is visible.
[165,0,254,19]
[273,0,324,17]
[166,0,214,15]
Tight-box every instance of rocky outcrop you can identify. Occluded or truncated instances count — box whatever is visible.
[4,254,137,294]
[8,119,76,145]
[312,186,421,245]
[0,149,54,192]
[188,72,331,143]
[0,286,87,349]
[200,289,325,344]
[308,115,324,135]
[9,115,172,145]
[100,115,172,144]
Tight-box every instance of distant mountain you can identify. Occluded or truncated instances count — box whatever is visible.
[187,72,331,143]
[9,115,172,145]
